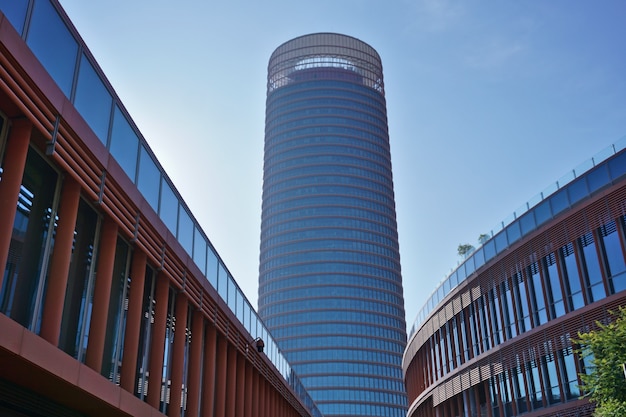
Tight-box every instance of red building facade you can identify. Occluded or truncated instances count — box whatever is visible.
[0,2,321,417]
[403,142,626,417]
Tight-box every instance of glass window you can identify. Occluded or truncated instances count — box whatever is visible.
[137,145,160,211]
[580,232,606,302]
[74,54,112,144]
[483,239,496,262]
[26,0,78,97]
[560,242,585,311]
[559,347,580,400]
[1,149,59,330]
[534,199,552,227]
[608,151,626,180]
[0,0,29,34]
[549,188,569,216]
[567,176,588,205]
[507,220,522,245]
[159,179,178,236]
[58,199,99,362]
[177,207,193,255]
[528,263,547,326]
[217,262,227,301]
[542,354,560,404]
[495,231,508,254]
[109,106,139,180]
[193,227,207,275]
[586,164,610,193]
[600,220,626,293]
[206,248,218,288]
[543,253,564,319]
[519,211,536,237]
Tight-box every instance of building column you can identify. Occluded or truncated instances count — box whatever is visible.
[185,309,204,417]
[146,272,170,408]
[226,343,237,417]
[0,118,32,287]
[39,176,81,345]
[201,323,217,416]
[120,249,147,392]
[258,377,266,417]
[214,334,228,416]
[244,361,253,417]
[85,217,118,372]
[252,369,260,417]
[235,350,246,417]
[168,292,188,417]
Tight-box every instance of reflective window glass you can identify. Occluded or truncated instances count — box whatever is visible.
[608,151,626,179]
[587,165,610,193]
[519,211,536,236]
[600,220,626,293]
[137,145,160,211]
[217,263,227,301]
[495,231,508,254]
[534,199,552,227]
[561,242,584,310]
[483,239,496,261]
[567,176,588,205]
[109,106,139,179]
[549,188,569,216]
[26,0,78,97]
[193,228,207,274]
[159,180,178,235]
[206,248,218,288]
[74,54,112,144]
[177,207,193,255]
[506,220,521,245]
[580,233,606,302]
[0,0,29,34]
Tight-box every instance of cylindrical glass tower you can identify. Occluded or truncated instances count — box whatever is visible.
[259,33,408,417]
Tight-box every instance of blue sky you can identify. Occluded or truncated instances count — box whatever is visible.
[58,0,626,330]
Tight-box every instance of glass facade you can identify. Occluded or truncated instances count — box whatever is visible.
[259,33,408,417]
[403,146,626,417]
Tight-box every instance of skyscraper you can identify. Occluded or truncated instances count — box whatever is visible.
[259,33,408,417]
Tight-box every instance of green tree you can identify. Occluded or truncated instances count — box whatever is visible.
[574,306,626,417]
[457,243,475,258]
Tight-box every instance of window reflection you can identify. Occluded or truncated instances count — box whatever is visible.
[137,146,160,210]
[159,179,178,236]
[0,0,29,34]
[26,0,78,97]
[74,54,112,144]
[110,106,139,179]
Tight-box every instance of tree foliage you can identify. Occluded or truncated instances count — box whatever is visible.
[574,306,626,417]
[457,243,475,258]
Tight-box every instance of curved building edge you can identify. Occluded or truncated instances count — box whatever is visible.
[403,143,626,417]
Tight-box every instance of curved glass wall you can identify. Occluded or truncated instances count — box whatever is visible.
[409,136,626,339]
[0,3,322,415]
[260,33,408,417]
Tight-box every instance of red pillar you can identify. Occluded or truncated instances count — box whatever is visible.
[185,310,204,417]
[85,217,118,372]
[251,369,259,417]
[146,272,170,408]
[258,377,266,417]
[39,177,81,345]
[0,119,31,287]
[244,361,253,417]
[226,343,237,417]
[168,292,188,417]
[120,250,147,392]
[201,324,217,416]
[235,350,246,417]
[214,334,228,416]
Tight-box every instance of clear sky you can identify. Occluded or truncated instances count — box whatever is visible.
[58,0,626,331]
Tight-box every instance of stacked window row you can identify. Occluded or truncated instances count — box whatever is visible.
[414,215,625,390]
[303,375,405,393]
[278,335,405,354]
[264,159,393,190]
[287,348,402,365]
[267,79,386,107]
[263,181,395,208]
[261,206,398,230]
[259,274,403,298]
[267,115,388,140]
[260,262,401,283]
[296,361,403,380]
[316,401,406,417]
[411,142,626,336]
[262,216,399,243]
[266,103,387,131]
[266,311,404,335]
[264,134,391,165]
[271,322,406,343]
[261,286,404,310]
[266,125,388,151]
[261,236,400,262]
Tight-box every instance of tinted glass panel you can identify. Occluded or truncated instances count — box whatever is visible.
[519,211,536,236]
[137,146,160,211]
[549,188,569,215]
[217,262,227,301]
[567,177,588,205]
[159,180,178,235]
[506,220,521,245]
[27,0,78,97]
[534,199,552,226]
[193,228,206,274]
[109,106,139,180]
[608,151,626,180]
[0,0,29,34]
[586,164,610,193]
[206,248,218,288]
[494,231,508,253]
[74,54,112,144]
[177,207,193,255]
